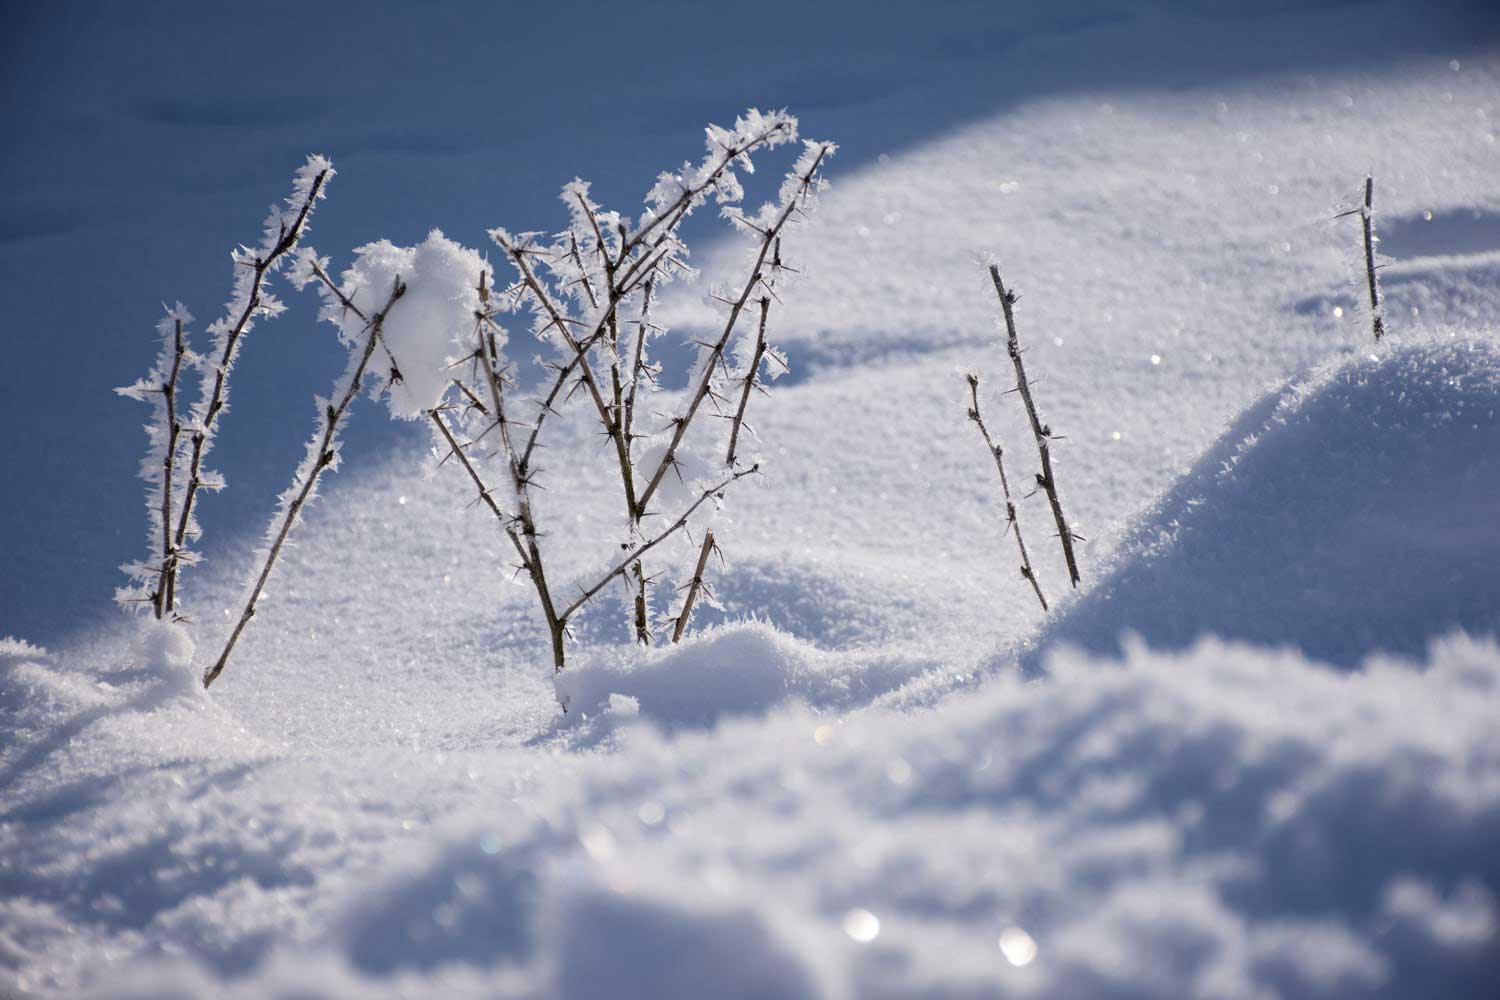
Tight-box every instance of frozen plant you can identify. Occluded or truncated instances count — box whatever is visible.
[429,109,834,703]
[115,158,332,622]
[1334,175,1388,342]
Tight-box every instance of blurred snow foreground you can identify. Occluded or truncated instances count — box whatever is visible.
[4,336,1499,997]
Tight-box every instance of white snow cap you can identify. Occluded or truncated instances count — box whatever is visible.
[320,230,491,420]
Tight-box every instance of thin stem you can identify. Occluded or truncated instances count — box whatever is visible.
[623,278,656,447]
[612,119,794,291]
[203,276,403,689]
[632,561,651,645]
[726,296,772,468]
[989,265,1081,588]
[154,317,187,619]
[473,281,567,676]
[671,529,717,643]
[637,145,829,513]
[498,237,640,520]
[561,465,757,622]
[428,407,527,563]
[1361,175,1386,342]
[173,168,331,571]
[966,374,1048,612]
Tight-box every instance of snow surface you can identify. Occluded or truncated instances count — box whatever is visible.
[4,3,1500,997]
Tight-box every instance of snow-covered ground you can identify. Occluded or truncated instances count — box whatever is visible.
[4,2,1500,997]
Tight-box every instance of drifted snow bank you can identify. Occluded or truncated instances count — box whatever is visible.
[555,621,943,734]
[4,634,1494,998]
[1030,335,1500,669]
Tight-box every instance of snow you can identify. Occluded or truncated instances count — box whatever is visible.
[5,3,1500,997]
[309,230,491,421]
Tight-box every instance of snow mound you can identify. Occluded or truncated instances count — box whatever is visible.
[20,634,1495,998]
[556,621,941,734]
[1029,334,1500,668]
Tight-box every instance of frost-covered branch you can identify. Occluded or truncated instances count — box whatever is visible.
[726,294,773,468]
[115,304,195,618]
[966,374,1048,612]
[474,283,570,678]
[1361,177,1385,342]
[669,529,719,643]
[203,276,405,689]
[989,265,1081,588]
[561,466,758,622]
[428,405,529,568]
[170,158,333,609]
[636,142,833,513]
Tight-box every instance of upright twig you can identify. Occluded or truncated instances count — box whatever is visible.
[966,374,1047,611]
[988,265,1081,588]
[670,529,718,642]
[154,316,187,619]
[726,296,773,468]
[170,163,332,608]
[636,144,831,514]
[203,276,405,689]
[115,306,195,618]
[1360,176,1386,342]
[473,274,569,677]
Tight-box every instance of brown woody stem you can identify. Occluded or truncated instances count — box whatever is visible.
[989,265,1081,588]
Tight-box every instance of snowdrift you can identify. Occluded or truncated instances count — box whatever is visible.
[1029,335,1500,669]
[6,631,1498,997]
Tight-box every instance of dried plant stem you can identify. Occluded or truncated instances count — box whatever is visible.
[1361,176,1385,342]
[670,529,717,643]
[988,265,1081,588]
[473,305,568,678]
[611,120,794,292]
[498,240,640,519]
[151,317,188,620]
[631,562,651,644]
[561,467,757,622]
[966,374,1047,612]
[622,279,656,447]
[202,277,405,689]
[171,169,330,606]
[637,145,829,513]
[726,297,772,468]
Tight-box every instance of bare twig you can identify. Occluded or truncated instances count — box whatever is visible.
[152,316,188,619]
[988,265,1081,588]
[203,276,404,689]
[637,144,830,513]
[1361,176,1386,342]
[670,529,718,642]
[726,296,772,468]
[966,374,1047,612]
[561,466,757,621]
[473,273,568,678]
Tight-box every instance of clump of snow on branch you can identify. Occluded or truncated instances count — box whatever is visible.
[303,230,491,419]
